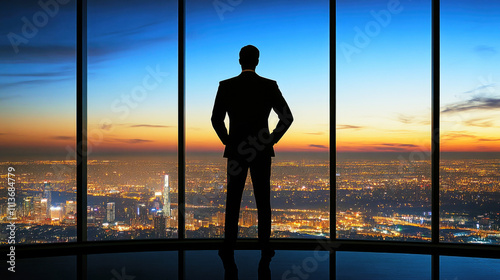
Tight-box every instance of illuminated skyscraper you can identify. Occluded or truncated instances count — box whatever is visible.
[107,202,116,223]
[43,181,52,217]
[66,201,76,218]
[40,198,48,220]
[33,196,42,220]
[136,203,148,225]
[22,196,33,217]
[50,206,63,221]
[153,196,162,211]
[153,210,166,238]
[163,174,170,217]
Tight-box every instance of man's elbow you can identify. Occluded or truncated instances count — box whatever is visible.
[211,115,220,125]
[285,114,294,127]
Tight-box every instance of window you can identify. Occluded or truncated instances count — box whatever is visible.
[86,0,178,240]
[440,0,500,244]
[1,0,499,249]
[0,0,77,243]
[336,0,432,241]
[185,0,329,238]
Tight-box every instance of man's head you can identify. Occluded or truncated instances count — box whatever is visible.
[239,45,259,70]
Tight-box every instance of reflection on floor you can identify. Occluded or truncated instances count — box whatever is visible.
[186,250,329,280]
[2,250,500,280]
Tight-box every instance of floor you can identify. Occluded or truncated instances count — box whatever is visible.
[2,250,500,279]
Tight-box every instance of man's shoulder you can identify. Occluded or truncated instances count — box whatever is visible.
[219,73,277,85]
[219,76,239,84]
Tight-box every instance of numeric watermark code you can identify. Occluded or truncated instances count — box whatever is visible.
[6,166,17,273]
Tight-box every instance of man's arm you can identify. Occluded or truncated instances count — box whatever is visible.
[270,82,293,144]
[211,82,229,145]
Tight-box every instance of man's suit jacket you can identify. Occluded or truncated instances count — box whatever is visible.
[211,71,293,161]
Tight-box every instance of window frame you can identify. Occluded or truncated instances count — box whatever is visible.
[6,1,500,280]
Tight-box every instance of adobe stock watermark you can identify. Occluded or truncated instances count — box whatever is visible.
[281,239,337,280]
[110,267,135,280]
[6,167,17,273]
[339,0,404,63]
[7,0,71,54]
[227,105,293,176]
[50,64,169,179]
[213,0,243,21]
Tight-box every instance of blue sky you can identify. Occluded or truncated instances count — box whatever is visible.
[1,0,499,159]
[185,0,329,152]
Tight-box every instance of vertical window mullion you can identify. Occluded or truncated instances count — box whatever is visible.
[77,0,88,244]
[431,0,440,245]
[178,0,186,240]
[77,0,88,278]
[431,0,440,279]
[331,0,336,241]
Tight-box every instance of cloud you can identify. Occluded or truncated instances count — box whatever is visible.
[0,45,76,63]
[100,123,113,131]
[336,125,363,130]
[397,114,414,124]
[50,136,74,140]
[369,143,419,152]
[463,118,494,128]
[0,71,71,78]
[99,20,166,39]
[396,113,430,126]
[372,147,409,152]
[309,144,328,149]
[477,138,500,142]
[441,97,500,114]
[0,77,72,90]
[114,138,153,144]
[441,131,477,140]
[129,124,172,128]
[0,133,6,136]
[474,45,497,57]
[463,83,496,94]
[380,143,418,148]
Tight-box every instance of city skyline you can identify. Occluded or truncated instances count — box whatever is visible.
[2,156,500,244]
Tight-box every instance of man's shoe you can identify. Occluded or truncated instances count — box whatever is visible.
[260,248,275,262]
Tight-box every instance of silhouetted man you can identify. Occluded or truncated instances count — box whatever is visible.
[211,45,293,267]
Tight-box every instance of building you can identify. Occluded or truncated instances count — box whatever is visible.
[43,181,52,217]
[153,210,166,238]
[33,196,42,221]
[107,202,116,223]
[163,174,170,217]
[40,198,48,220]
[50,206,63,221]
[22,196,33,217]
[66,200,76,218]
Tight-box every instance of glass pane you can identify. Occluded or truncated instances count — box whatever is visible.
[186,250,329,280]
[87,0,178,240]
[337,252,431,280]
[336,0,432,241]
[440,0,500,244]
[0,0,76,244]
[88,251,178,280]
[186,0,329,238]
[0,256,76,279]
[441,256,500,279]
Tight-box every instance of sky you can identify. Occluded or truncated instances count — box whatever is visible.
[337,0,500,154]
[0,0,499,160]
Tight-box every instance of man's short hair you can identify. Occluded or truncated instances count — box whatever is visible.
[239,45,259,69]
